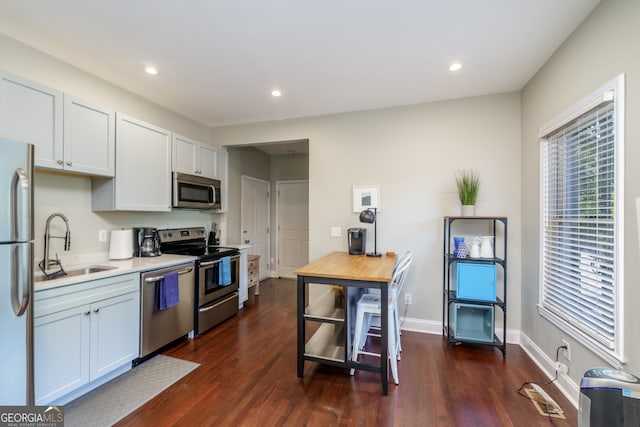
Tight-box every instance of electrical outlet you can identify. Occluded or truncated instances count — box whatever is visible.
[561,339,571,361]
[404,293,412,305]
[98,229,107,242]
[555,361,569,375]
[330,226,341,237]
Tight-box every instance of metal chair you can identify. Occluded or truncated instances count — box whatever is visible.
[350,254,413,384]
[358,251,413,353]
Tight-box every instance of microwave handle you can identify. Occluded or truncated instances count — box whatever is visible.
[209,185,217,206]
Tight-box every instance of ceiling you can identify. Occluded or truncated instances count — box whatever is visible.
[0,1,600,127]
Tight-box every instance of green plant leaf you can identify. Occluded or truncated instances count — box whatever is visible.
[455,169,480,205]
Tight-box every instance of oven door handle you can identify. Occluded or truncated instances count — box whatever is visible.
[200,254,240,267]
[199,292,238,312]
[144,267,193,283]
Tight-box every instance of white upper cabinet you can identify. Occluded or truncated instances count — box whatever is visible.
[172,134,218,179]
[0,71,115,177]
[63,95,115,177]
[0,71,63,169]
[92,114,171,212]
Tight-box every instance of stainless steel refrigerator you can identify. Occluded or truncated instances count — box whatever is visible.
[0,138,34,405]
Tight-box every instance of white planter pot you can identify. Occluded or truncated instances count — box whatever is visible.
[461,205,475,217]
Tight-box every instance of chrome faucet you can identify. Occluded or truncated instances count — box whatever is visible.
[39,213,71,275]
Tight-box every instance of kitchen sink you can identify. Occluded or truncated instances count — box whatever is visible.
[35,265,117,282]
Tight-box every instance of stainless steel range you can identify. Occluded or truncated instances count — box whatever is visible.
[157,227,240,335]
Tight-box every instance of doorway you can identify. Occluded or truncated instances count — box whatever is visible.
[276,180,309,278]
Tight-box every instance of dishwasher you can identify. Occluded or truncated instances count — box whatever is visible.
[137,262,194,362]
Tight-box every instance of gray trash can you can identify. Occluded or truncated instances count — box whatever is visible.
[579,368,640,426]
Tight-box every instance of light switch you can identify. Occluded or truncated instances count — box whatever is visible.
[98,229,107,242]
[331,227,341,237]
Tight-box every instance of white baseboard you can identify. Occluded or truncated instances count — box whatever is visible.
[399,316,579,409]
[519,332,580,408]
[400,316,520,344]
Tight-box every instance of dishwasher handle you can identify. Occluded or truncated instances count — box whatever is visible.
[143,266,193,283]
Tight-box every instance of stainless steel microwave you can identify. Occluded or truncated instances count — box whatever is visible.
[172,172,221,210]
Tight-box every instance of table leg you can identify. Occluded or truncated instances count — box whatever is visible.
[297,275,304,378]
[381,283,389,395]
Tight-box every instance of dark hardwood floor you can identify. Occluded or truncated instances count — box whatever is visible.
[117,278,577,426]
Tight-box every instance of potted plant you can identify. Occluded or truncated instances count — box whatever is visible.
[455,169,480,216]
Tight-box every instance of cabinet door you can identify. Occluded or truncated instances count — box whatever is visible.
[172,134,197,175]
[218,149,229,212]
[63,95,115,177]
[199,144,218,179]
[115,113,171,211]
[0,71,63,170]
[90,292,140,379]
[34,304,91,405]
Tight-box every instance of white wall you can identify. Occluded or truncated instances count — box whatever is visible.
[1,33,222,261]
[212,93,522,329]
[521,0,640,383]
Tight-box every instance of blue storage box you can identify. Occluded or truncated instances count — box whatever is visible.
[449,303,494,343]
[455,262,496,301]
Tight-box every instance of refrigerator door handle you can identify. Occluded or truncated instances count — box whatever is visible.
[10,167,31,241]
[11,244,31,317]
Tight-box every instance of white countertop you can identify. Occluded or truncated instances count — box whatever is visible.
[223,243,251,250]
[34,254,197,292]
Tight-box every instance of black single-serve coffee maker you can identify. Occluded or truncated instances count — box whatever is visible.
[347,228,367,255]
[133,227,161,257]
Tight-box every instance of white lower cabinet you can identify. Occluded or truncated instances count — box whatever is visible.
[238,247,248,307]
[34,273,140,405]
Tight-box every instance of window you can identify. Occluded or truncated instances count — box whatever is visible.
[539,75,625,366]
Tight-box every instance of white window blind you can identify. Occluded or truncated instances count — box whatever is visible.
[539,75,624,364]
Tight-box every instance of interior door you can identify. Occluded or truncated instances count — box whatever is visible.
[277,180,309,278]
[241,176,270,279]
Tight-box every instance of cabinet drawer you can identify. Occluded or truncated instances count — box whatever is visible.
[247,257,259,270]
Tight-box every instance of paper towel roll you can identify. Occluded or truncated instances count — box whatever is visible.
[109,229,134,260]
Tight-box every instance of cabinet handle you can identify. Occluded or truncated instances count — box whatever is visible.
[57,160,64,165]
[93,308,100,313]
[84,311,90,315]
[66,161,72,166]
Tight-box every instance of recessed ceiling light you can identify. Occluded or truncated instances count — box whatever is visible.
[145,66,158,75]
[271,90,282,97]
[449,63,463,72]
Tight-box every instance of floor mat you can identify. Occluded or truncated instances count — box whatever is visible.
[63,355,200,426]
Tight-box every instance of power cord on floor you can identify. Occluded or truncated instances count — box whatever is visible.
[516,344,567,426]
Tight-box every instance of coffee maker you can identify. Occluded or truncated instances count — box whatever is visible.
[133,227,161,257]
[347,228,367,255]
